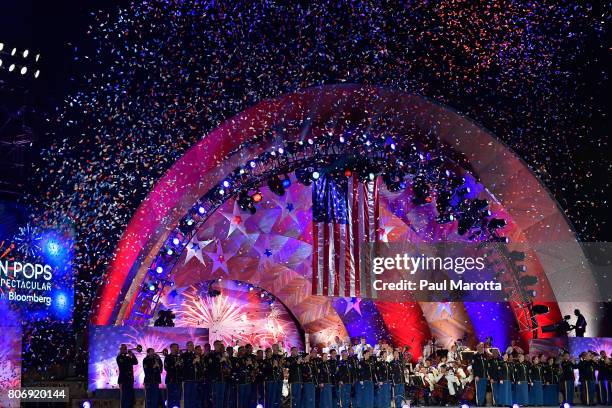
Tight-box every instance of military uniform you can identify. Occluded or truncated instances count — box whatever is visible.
[164,352,183,408]
[472,352,488,406]
[528,362,544,406]
[117,352,138,408]
[143,354,163,408]
[560,359,576,404]
[578,358,596,405]
[374,359,391,408]
[390,358,406,408]
[337,358,355,408]
[287,355,304,408]
[356,358,375,408]
[512,360,529,405]
[542,362,559,406]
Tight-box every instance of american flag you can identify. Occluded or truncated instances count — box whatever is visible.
[312,174,379,298]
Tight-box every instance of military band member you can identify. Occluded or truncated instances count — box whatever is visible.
[164,343,183,408]
[512,353,529,405]
[116,344,138,408]
[596,351,609,405]
[263,347,283,408]
[578,351,596,406]
[286,347,304,408]
[497,353,513,406]
[391,350,406,408]
[472,343,488,406]
[374,350,392,408]
[143,348,163,408]
[542,356,559,406]
[528,355,544,406]
[194,345,208,408]
[337,350,355,408]
[208,341,229,408]
[318,352,334,408]
[301,351,318,408]
[182,341,198,408]
[328,349,339,407]
[560,352,577,405]
[357,349,375,408]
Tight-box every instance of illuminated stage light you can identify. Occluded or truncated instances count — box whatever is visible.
[460,404,470,408]
[11,47,17,56]
[147,282,157,292]
[256,405,264,408]
[277,147,284,154]
[9,64,15,72]
[307,138,314,145]
[156,266,164,274]
[339,135,345,143]
[22,49,29,58]
[82,401,92,408]
[47,240,61,256]
[35,53,40,62]
[222,180,231,188]
[20,66,27,75]
[0,42,3,51]
[312,171,320,180]
[34,69,40,78]
[562,403,570,408]
[344,169,352,177]
[512,404,520,408]
[0,59,3,67]
[390,143,396,150]
[166,248,173,256]
[282,177,291,188]
[172,237,180,246]
[249,160,256,168]
[267,176,285,196]
[252,192,263,203]
[198,206,205,214]
[218,188,225,195]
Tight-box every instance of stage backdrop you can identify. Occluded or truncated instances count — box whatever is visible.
[88,326,209,391]
[0,325,22,408]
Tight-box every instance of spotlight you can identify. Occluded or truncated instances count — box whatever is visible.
[267,176,285,196]
[256,404,264,408]
[22,49,29,58]
[0,59,3,67]
[295,168,312,186]
[488,218,507,229]
[20,66,27,75]
[9,64,15,72]
[198,206,206,215]
[166,249,174,256]
[312,171,320,180]
[278,147,284,154]
[561,403,570,408]
[218,188,225,195]
[237,191,256,214]
[512,404,520,408]
[252,192,263,203]
[0,43,3,51]
[460,404,470,408]
[11,47,17,56]
[249,160,256,168]
[519,275,538,287]
[81,401,92,408]
[222,180,231,188]
[147,282,157,292]
[156,266,163,274]
[339,136,345,143]
[172,237,180,246]
[35,54,40,62]
[34,69,40,78]
[282,177,291,188]
[344,168,352,177]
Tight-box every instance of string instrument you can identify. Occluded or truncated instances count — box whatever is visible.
[431,374,449,400]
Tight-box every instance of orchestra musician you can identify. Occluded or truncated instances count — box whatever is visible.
[116,344,138,408]
[143,347,163,408]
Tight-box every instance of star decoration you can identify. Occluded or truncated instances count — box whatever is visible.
[377,225,395,242]
[270,193,300,225]
[434,302,453,319]
[264,248,272,257]
[221,201,249,238]
[343,297,362,316]
[286,203,294,212]
[204,240,233,275]
[184,236,213,265]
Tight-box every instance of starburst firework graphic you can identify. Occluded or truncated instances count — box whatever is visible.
[175,289,256,344]
[13,223,42,258]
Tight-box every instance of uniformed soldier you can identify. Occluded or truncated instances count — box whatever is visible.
[596,351,609,405]
[560,352,577,404]
[301,351,318,408]
[194,345,207,408]
[542,356,559,406]
[116,344,138,408]
[318,352,335,408]
[512,353,529,405]
[234,346,253,408]
[528,355,544,406]
[286,347,304,408]
[337,350,354,408]
[390,350,406,408]
[578,351,596,406]
[164,343,183,408]
[356,349,375,408]
[182,341,198,408]
[374,350,391,408]
[472,343,488,406]
[263,347,283,408]
[143,347,163,408]
[208,341,229,408]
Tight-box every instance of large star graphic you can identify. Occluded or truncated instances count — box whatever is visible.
[204,240,233,276]
[184,236,213,265]
[269,192,300,225]
[343,297,363,316]
[434,302,453,319]
[221,201,249,238]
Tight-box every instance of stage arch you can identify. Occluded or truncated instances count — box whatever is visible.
[92,85,600,353]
